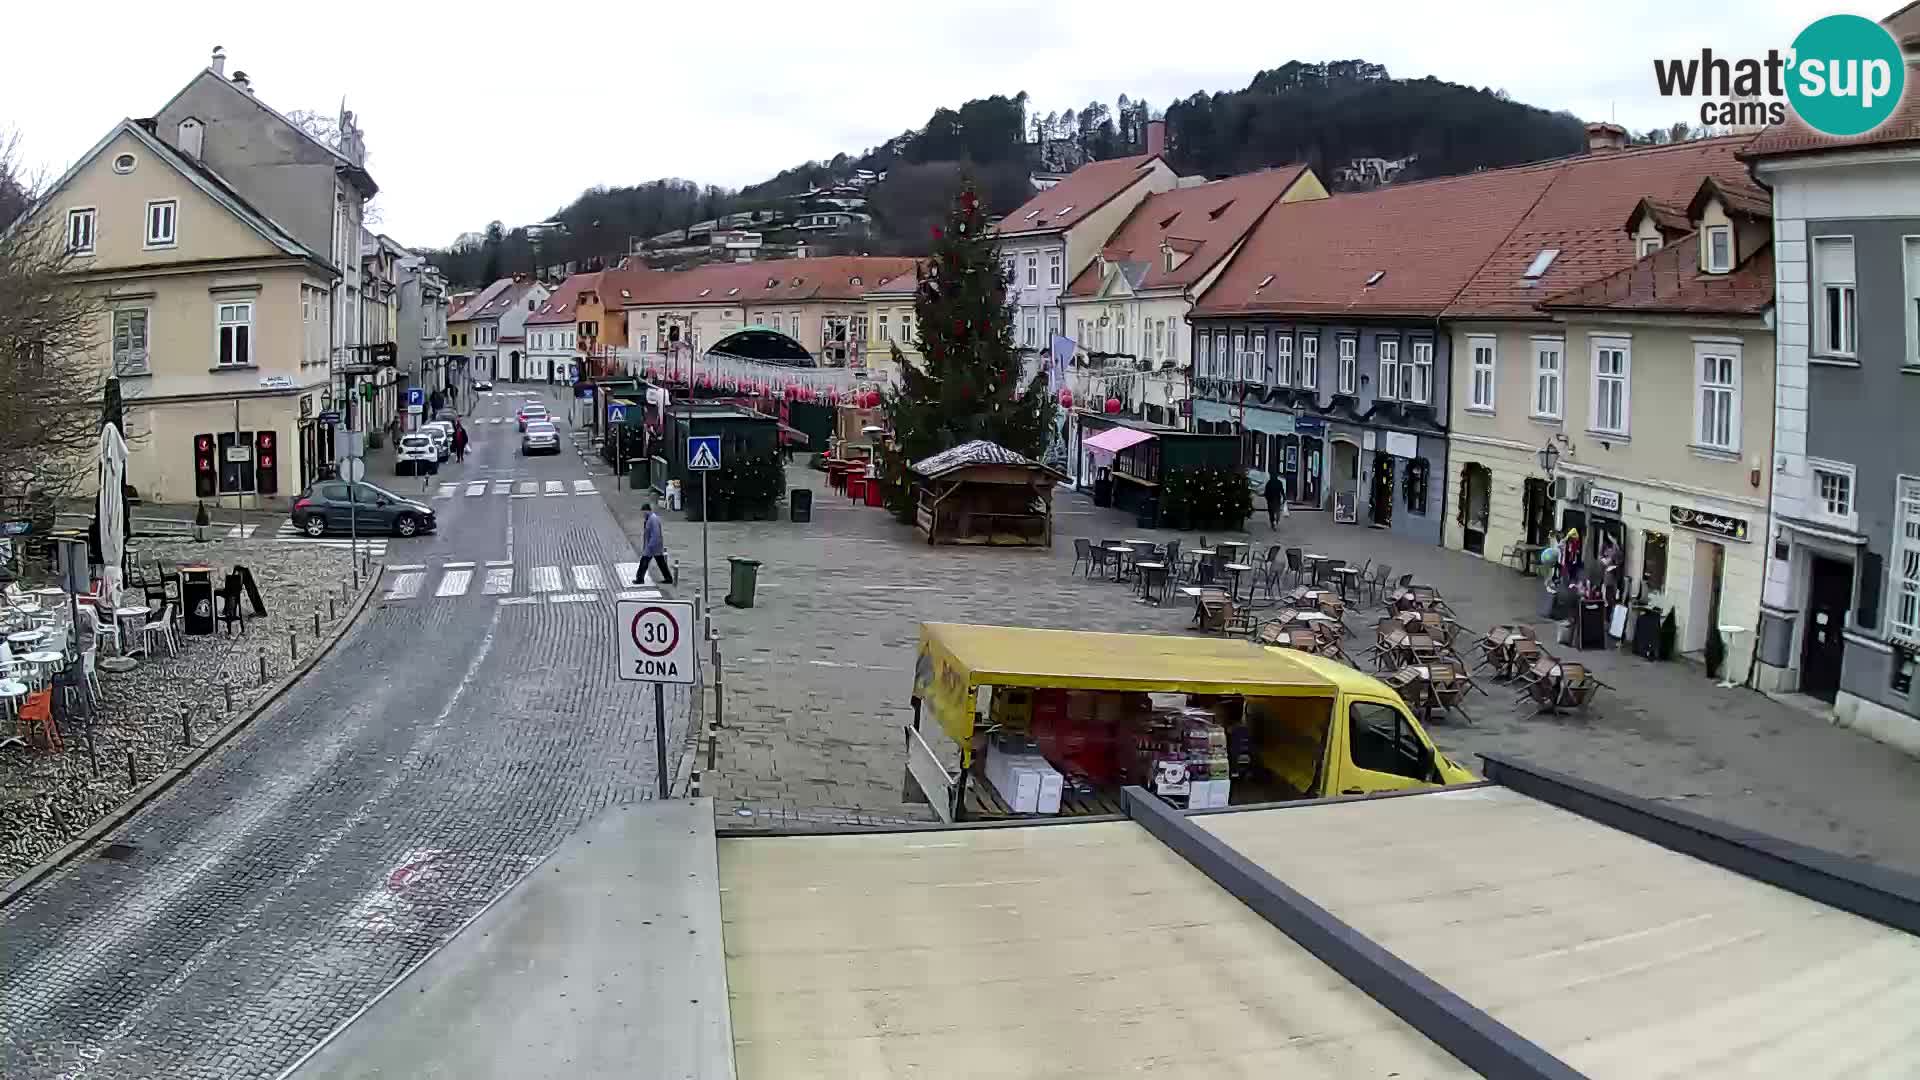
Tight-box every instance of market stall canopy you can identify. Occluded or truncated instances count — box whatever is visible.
[1083,426,1156,454]
[910,440,1064,481]
[921,623,1330,698]
[705,328,813,365]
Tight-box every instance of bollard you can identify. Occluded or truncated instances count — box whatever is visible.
[223,681,234,715]
[182,709,195,747]
[87,728,99,776]
[289,630,298,663]
[126,750,138,789]
[258,647,268,685]
[712,644,725,730]
[50,801,71,839]
[328,595,337,621]
[706,721,717,770]
[313,608,322,637]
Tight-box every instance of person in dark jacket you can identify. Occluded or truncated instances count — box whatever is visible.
[1264,474,1286,530]
[634,505,674,585]
[451,421,469,463]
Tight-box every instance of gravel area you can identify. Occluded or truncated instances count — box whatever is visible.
[1,539,369,882]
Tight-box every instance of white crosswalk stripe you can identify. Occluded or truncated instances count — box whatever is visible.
[433,484,456,500]
[528,565,562,592]
[465,482,487,496]
[492,481,512,495]
[614,562,639,585]
[572,479,595,494]
[516,481,537,495]
[547,593,596,604]
[482,568,513,594]
[223,524,259,539]
[384,572,423,600]
[271,524,389,555]
[543,481,564,496]
[571,564,605,590]
[434,569,472,597]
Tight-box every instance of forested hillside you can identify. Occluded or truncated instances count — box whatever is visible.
[429,61,1592,286]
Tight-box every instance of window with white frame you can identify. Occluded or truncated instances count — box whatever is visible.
[902,313,914,343]
[877,314,889,340]
[1001,258,1014,283]
[1408,339,1432,403]
[1300,334,1319,388]
[1232,331,1248,380]
[1467,336,1496,410]
[1591,337,1631,435]
[1274,334,1293,385]
[1814,235,1856,358]
[1893,477,1920,645]
[1196,331,1210,376]
[1808,459,1856,529]
[1026,255,1037,286]
[145,200,177,247]
[1377,338,1399,399]
[1336,336,1356,394]
[217,302,253,367]
[1043,309,1057,343]
[1694,343,1741,452]
[1049,252,1062,286]
[1116,321,1127,355]
[1024,313,1037,347]
[1252,334,1267,381]
[1532,338,1562,419]
[112,308,149,375]
[1907,237,1920,366]
[1637,235,1662,258]
[67,208,95,254]
[1705,225,1732,273]
[1214,331,1229,378]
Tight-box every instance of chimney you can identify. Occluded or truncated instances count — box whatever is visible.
[1586,121,1628,153]
[210,46,226,77]
[1146,118,1167,158]
[231,70,252,95]
[178,117,204,160]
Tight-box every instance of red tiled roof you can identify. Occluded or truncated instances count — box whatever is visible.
[615,256,916,307]
[1064,166,1310,298]
[1540,234,1774,316]
[863,264,922,298]
[526,271,602,325]
[448,278,513,323]
[452,277,545,322]
[992,154,1164,238]
[1625,198,1691,236]
[1443,134,1763,318]
[1193,164,1563,318]
[1887,1,1920,48]
[1742,62,1920,159]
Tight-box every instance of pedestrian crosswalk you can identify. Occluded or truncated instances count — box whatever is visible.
[270,523,391,556]
[432,479,598,500]
[381,560,666,605]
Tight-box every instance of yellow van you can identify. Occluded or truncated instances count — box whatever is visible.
[908,623,1476,821]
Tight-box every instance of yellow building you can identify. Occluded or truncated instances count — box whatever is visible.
[25,118,337,505]
[861,266,920,384]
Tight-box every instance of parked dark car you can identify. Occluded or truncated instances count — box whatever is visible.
[290,481,437,538]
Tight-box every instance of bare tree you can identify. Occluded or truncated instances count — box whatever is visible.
[0,131,109,498]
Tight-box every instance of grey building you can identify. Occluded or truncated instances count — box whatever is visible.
[397,255,450,418]
[1747,104,1920,754]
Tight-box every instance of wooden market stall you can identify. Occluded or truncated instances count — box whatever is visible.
[1074,412,1239,514]
[907,441,1064,546]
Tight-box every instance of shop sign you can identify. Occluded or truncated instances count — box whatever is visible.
[1383,430,1419,459]
[258,375,294,390]
[914,644,977,747]
[1294,415,1326,434]
[1670,505,1751,542]
[299,395,313,420]
[1587,486,1622,514]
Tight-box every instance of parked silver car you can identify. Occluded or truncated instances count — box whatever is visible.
[520,420,560,456]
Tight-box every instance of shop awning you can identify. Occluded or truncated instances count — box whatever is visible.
[1083,426,1155,454]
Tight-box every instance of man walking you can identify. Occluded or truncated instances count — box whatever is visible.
[635,504,674,585]
[1264,472,1288,530]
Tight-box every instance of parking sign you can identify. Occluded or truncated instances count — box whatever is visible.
[617,599,695,684]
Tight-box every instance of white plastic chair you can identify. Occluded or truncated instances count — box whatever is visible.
[81,647,100,698]
[142,603,178,658]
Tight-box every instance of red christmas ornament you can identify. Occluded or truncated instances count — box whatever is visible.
[1058,389,1074,408]
[1104,397,1122,414]
[932,226,944,240]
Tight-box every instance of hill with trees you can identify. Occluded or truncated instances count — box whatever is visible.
[428,61,1597,286]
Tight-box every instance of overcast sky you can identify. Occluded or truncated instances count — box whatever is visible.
[4,0,1837,249]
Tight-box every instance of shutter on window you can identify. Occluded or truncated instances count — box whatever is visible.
[1857,550,1884,629]
[1456,466,1469,525]
[1814,236,1855,282]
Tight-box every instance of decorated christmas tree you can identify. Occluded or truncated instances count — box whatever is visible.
[880,183,1056,516]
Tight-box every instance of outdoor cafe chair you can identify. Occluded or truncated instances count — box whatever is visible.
[16,688,58,752]
[1284,547,1305,587]
[142,603,179,658]
[1072,538,1094,577]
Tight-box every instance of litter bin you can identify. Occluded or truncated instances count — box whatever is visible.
[725,557,762,609]
[1135,496,1159,530]
[628,458,648,490]
[790,488,812,522]
[864,474,883,507]
[181,565,216,635]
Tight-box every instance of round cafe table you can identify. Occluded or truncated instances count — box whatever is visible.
[21,650,62,688]
[113,606,152,655]
[7,629,47,648]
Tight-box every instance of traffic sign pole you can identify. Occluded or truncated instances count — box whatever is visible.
[654,682,668,799]
[701,480,710,604]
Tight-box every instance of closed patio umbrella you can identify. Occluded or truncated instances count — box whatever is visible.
[97,421,128,603]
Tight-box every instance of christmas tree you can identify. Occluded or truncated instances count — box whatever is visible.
[881,183,1056,515]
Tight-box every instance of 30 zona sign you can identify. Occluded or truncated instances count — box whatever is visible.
[616,599,696,684]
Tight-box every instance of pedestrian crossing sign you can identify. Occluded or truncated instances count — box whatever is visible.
[688,435,722,471]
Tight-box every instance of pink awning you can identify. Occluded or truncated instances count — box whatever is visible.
[1083,426,1155,454]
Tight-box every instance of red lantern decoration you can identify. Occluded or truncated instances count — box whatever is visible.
[866,390,882,408]
[826,387,839,405]
[1104,397,1122,414]
[1058,389,1074,408]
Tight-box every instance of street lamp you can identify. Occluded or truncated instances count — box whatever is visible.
[1536,440,1559,474]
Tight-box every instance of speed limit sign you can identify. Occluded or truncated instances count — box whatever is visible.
[616,599,695,684]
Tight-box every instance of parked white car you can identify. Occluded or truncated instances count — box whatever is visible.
[396,433,438,476]
[421,421,454,461]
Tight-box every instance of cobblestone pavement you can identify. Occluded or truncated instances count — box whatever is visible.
[1,539,360,880]
[0,384,691,1080]
[604,466,1920,873]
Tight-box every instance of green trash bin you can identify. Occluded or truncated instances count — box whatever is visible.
[725,556,762,608]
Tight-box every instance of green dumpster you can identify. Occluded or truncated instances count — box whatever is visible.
[725,557,762,609]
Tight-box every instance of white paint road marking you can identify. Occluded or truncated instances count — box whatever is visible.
[465,482,487,496]
[482,568,513,595]
[384,572,423,600]
[857,585,942,591]
[617,589,663,600]
[516,481,537,495]
[223,524,259,539]
[485,559,513,568]
[434,570,472,597]
[528,566,562,593]
[384,564,426,573]
[442,561,475,569]
[543,481,564,496]
[433,485,456,500]
[546,592,597,604]
[572,479,595,494]
[614,562,640,585]
[496,596,539,606]
[492,481,512,495]
[570,564,605,590]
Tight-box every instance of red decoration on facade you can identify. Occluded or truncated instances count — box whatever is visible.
[1058,389,1073,408]
[1104,397,1122,414]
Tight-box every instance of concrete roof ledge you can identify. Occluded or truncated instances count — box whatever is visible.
[285,798,736,1080]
